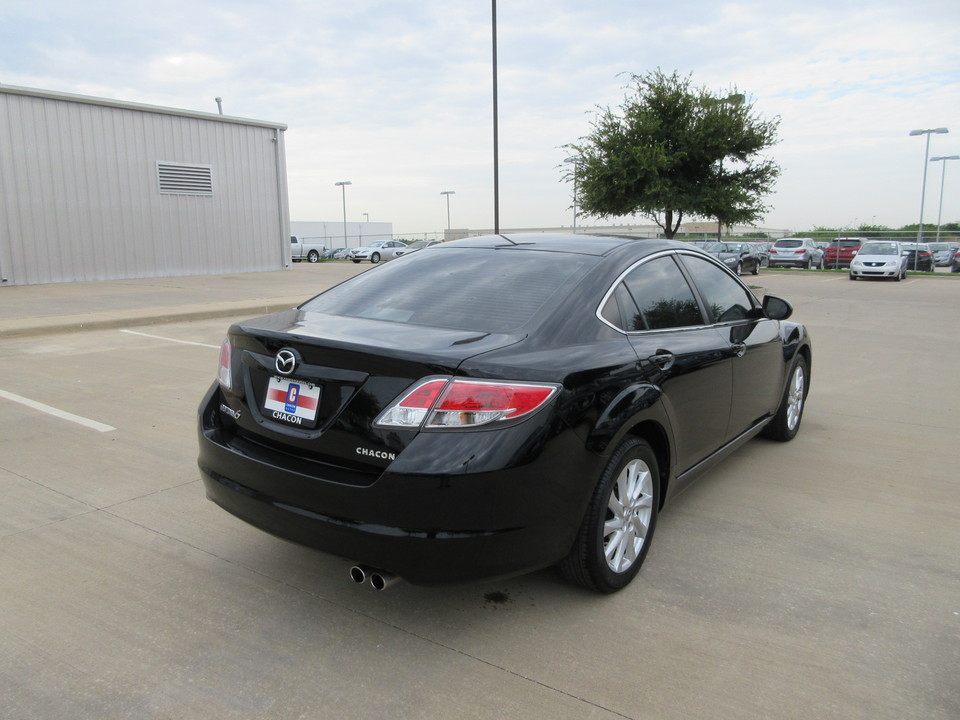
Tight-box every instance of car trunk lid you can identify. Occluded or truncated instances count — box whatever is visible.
[220,309,524,479]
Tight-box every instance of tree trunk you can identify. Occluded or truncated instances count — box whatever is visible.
[663,209,675,239]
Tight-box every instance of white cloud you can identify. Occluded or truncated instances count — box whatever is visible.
[147,53,232,84]
[2,0,959,233]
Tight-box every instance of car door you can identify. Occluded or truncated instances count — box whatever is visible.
[678,253,784,439]
[610,254,733,474]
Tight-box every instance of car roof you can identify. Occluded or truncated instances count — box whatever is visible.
[437,233,680,257]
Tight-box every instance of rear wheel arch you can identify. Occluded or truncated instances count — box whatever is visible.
[560,434,662,592]
[797,343,812,381]
[622,420,671,511]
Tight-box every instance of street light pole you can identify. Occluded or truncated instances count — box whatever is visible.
[440,190,456,233]
[335,181,352,248]
[909,128,948,269]
[930,155,959,243]
[491,0,500,234]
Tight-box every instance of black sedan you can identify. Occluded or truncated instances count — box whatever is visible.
[198,234,812,593]
[703,241,761,275]
[901,243,935,272]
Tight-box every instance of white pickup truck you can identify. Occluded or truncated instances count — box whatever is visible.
[290,236,327,263]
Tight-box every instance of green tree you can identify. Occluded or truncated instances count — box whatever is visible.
[564,70,780,238]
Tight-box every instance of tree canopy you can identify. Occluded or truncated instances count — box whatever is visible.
[564,70,781,238]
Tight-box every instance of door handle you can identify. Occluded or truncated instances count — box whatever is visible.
[731,342,746,358]
[649,350,675,371]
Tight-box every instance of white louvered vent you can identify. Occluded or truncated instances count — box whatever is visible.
[156,162,214,195]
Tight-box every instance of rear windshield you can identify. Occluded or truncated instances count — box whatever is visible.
[301,247,594,333]
[776,240,803,248]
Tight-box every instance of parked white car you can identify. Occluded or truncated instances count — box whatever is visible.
[849,241,908,281]
[347,240,407,264]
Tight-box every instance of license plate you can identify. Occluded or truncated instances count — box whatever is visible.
[264,376,321,426]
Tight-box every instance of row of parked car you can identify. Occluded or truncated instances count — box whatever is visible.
[691,237,960,277]
[312,236,960,276]
[311,239,442,263]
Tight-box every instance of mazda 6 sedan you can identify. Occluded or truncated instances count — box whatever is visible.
[198,234,812,593]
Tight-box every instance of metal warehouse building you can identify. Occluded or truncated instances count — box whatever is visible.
[0,85,290,286]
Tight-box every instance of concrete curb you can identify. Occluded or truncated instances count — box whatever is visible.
[0,299,304,339]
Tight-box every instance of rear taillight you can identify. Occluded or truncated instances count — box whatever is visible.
[218,338,232,390]
[375,378,559,429]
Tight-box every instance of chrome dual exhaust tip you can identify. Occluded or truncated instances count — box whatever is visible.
[349,564,401,591]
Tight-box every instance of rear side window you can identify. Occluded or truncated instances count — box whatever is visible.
[618,256,704,330]
[302,248,593,333]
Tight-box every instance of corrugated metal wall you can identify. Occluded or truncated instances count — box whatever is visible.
[0,86,289,286]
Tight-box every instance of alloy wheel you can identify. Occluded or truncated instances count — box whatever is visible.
[603,458,654,573]
[786,364,805,431]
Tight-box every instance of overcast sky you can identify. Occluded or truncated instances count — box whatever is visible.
[3,0,959,235]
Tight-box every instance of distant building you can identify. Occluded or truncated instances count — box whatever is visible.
[0,84,290,286]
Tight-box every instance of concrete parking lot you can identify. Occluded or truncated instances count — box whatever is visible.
[1,265,958,719]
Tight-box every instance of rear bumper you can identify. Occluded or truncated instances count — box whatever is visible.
[197,384,598,584]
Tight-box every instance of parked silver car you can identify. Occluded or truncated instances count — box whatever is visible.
[347,240,408,264]
[768,238,824,269]
[849,241,908,281]
[394,239,442,258]
[927,242,960,267]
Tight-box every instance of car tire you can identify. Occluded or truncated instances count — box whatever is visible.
[733,263,741,275]
[760,355,808,442]
[371,252,381,264]
[307,250,320,263]
[818,257,825,270]
[352,259,361,264]
[752,261,760,275]
[849,273,856,280]
[559,437,659,593]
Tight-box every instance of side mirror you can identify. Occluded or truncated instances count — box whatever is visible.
[762,294,793,321]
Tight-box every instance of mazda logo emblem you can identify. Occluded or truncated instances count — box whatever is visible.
[275,349,299,375]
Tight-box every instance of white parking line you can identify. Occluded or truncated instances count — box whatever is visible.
[119,329,218,349]
[0,388,116,433]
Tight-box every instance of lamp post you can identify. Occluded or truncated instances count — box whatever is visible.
[563,157,578,232]
[909,128,948,268]
[930,155,959,243]
[491,0,500,234]
[440,190,456,233]
[335,181,352,248]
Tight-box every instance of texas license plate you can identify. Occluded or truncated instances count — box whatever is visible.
[264,376,321,426]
